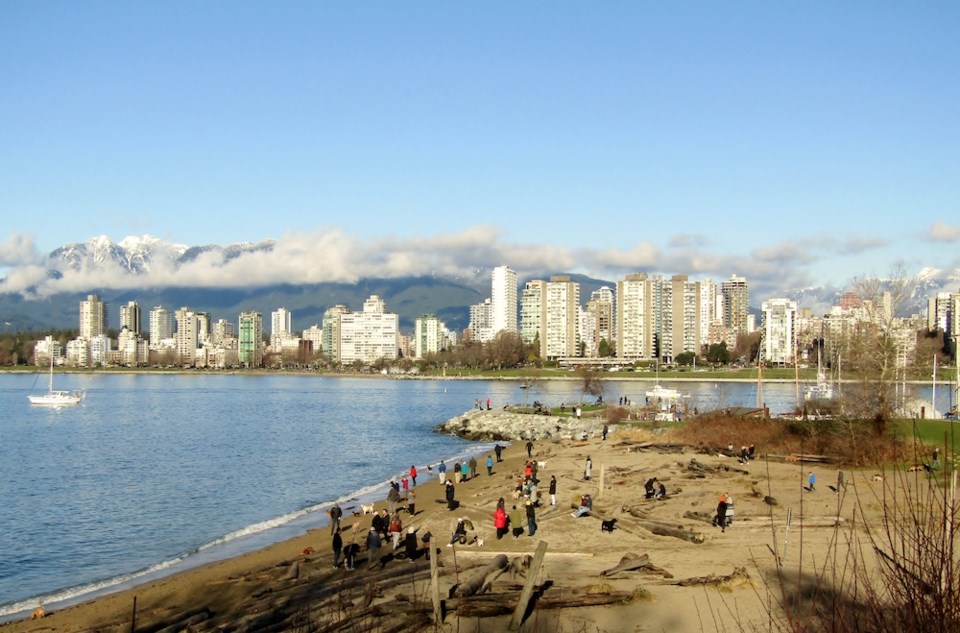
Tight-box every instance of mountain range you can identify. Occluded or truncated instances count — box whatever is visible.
[1,235,956,334]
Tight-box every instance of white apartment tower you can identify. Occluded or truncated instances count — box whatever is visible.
[271,308,293,350]
[520,280,547,346]
[762,298,798,365]
[175,307,199,366]
[338,295,399,364]
[322,305,350,361]
[617,274,654,361]
[79,294,106,340]
[415,314,445,357]
[543,276,580,359]
[490,265,518,336]
[149,306,174,348]
[584,287,614,356]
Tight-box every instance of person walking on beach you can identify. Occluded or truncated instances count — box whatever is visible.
[509,505,525,539]
[549,475,557,506]
[461,461,469,483]
[837,467,846,493]
[445,481,457,510]
[494,504,508,540]
[410,464,418,486]
[525,500,538,536]
[387,484,400,515]
[407,489,416,516]
[329,503,342,535]
[400,475,409,499]
[526,440,534,458]
[468,456,478,479]
[495,444,503,462]
[366,528,382,570]
[584,456,593,481]
[602,424,608,441]
[453,461,462,484]
[714,496,728,533]
[371,509,385,537]
[438,461,447,484]
[486,454,494,476]
[332,530,343,568]
[808,471,816,492]
[404,527,418,561]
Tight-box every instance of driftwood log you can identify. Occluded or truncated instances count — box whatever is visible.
[672,566,750,587]
[454,554,509,597]
[623,508,705,544]
[601,553,674,579]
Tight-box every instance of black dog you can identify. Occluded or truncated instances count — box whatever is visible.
[601,518,618,532]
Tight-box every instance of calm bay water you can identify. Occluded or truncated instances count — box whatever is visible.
[0,372,951,618]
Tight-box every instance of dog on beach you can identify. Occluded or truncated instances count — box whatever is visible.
[536,460,548,469]
[302,546,315,556]
[31,605,45,620]
[476,537,485,547]
[872,474,885,482]
[601,518,618,532]
[360,503,375,515]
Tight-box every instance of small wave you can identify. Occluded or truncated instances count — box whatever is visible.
[0,554,186,620]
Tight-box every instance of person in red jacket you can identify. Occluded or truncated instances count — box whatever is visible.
[410,465,418,486]
[493,505,509,540]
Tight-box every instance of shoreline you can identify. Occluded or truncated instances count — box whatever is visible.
[1,410,897,633]
[0,429,504,623]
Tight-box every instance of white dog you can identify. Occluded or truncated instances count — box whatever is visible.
[360,503,375,515]
[476,537,485,548]
[872,474,885,482]
[536,460,548,470]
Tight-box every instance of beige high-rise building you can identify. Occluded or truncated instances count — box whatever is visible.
[520,280,546,346]
[617,274,654,361]
[722,274,750,347]
[118,300,141,335]
[584,287,614,356]
[79,294,106,340]
[544,276,580,359]
[175,307,198,366]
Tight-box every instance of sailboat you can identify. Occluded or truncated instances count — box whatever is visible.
[28,356,83,406]
[804,348,835,404]
[645,360,684,421]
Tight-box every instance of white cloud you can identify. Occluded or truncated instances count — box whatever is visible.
[0,232,40,266]
[924,221,960,243]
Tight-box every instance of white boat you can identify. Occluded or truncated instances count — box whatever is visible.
[645,382,684,421]
[29,356,83,406]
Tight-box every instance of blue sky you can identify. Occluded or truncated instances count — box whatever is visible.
[1,3,958,299]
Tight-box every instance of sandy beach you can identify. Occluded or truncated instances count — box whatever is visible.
[2,420,887,633]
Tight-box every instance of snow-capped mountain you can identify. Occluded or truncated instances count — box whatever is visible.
[49,235,275,274]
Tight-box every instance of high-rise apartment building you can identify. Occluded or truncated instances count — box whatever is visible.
[322,305,350,361]
[617,274,654,361]
[762,298,797,365]
[175,307,198,366]
[520,280,547,346]
[469,299,493,343]
[271,307,293,350]
[338,295,399,364]
[543,276,580,359]
[490,265,518,336]
[415,314,445,357]
[149,306,173,348]
[79,294,106,340]
[238,311,263,367]
[721,274,750,346]
[584,287,614,356]
[663,275,702,362]
[212,319,236,346]
[118,300,141,335]
[196,312,211,345]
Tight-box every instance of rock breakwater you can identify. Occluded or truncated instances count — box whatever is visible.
[437,408,603,441]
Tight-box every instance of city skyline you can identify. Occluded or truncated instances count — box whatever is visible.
[2,4,958,303]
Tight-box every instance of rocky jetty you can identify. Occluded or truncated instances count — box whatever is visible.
[437,408,603,441]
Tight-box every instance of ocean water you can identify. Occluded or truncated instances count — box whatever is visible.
[0,372,949,619]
